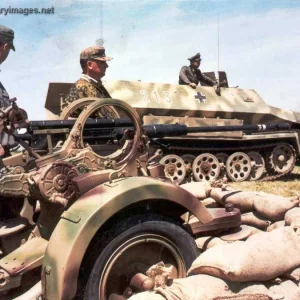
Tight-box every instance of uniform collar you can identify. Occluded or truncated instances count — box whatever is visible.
[80,74,101,84]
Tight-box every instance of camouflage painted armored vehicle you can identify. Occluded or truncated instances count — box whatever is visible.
[0,98,246,299]
[45,72,300,184]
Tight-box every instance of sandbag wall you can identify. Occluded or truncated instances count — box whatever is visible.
[129,185,300,300]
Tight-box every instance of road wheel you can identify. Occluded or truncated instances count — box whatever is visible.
[82,214,198,300]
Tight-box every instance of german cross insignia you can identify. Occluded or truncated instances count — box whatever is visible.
[194,92,207,103]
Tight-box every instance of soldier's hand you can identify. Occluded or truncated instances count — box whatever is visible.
[189,83,197,89]
[214,83,221,96]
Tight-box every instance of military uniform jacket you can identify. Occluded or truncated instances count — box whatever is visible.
[179,66,215,86]
[62,74,111,110]
[0,81,10,109]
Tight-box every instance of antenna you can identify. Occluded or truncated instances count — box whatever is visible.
[96,0,104,46]
[217,13,220,79]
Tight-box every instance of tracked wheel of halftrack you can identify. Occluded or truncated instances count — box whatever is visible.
[192,153,221,182]
[265,143,296,176]
[247,151,265,181]
[159,155,186,185]
[225,152,252,182]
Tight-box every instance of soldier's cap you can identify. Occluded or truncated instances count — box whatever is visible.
[0,25,15,51]
[80,46,112,62]
[188,53,201,61]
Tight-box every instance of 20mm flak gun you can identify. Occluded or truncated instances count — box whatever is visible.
[0,98,293,300]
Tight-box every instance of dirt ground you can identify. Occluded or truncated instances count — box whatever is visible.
[229,165,300,197]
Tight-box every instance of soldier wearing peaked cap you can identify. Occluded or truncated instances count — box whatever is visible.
[179,53,216,88]
[62,46,112,111]
[0,25,17,157]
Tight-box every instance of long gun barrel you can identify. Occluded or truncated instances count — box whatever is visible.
[143,123,291,138]
[29,118,291,138]
[27,120,292,138]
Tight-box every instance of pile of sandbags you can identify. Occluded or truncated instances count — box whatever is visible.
[129,227,300,300]
[128,184,300,300]
[188,227,300,282]
[209,188,300,222]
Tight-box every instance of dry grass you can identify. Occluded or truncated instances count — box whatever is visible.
[229,165,300,197]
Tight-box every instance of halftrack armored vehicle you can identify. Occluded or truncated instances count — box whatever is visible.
[44,71,300,184]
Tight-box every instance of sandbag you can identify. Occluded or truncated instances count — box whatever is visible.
[285,207,300,227]
[156,275,270,300]
[253,194,300,222]
[210,188,254,212]
[267,221,285,232]
[247,225,263,236]
[268,280,300,300]
[188,227,300,282]
[213,296,270,300]
[128,291,165,300]
[241,212,270,230]
[180,182,211,200]
[195,236,229,251]
[201,197,220,208]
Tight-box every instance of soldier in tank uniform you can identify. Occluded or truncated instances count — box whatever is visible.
[179,53,217,88]
[62,46,112,110]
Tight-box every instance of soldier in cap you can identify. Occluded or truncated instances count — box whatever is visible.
[179,53,216,88]
[62,46,112,110]
[0,25,16,157]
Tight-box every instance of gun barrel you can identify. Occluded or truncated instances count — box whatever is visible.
[27,119,292,138]
[143,123,291,138]
[29,118,133,130]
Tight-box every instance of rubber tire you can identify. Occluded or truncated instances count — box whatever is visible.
[83,214,198,300]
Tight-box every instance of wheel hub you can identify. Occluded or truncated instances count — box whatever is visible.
[201,161,211,173]
[99,235,185,300]
[165,164,176,176]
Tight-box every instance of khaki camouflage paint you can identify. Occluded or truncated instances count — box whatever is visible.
[42,176,212,300]
[49,80,300,124]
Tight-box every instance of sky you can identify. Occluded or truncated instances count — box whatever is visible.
[0,0,300,118]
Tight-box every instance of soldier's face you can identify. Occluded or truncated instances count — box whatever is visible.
[0,43,11,64]
[88,60,108,79]
[192,60,201,68]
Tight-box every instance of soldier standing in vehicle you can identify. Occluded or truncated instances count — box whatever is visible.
[179,53,217,88]
[61,46,112,110]
[0,25,16,157]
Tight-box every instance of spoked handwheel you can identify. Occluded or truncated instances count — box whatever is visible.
[226,152,251,182]
[82,214,198,300]
[159,155,186,184]
[247,151,265,181]
[192,153,220,182]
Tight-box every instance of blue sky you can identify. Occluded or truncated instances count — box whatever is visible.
[0,0,300,118]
